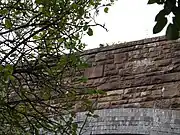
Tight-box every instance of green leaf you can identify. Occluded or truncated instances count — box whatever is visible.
[6,64,13,72]
[38,6,43,12]
[35,0,44,5]
[96,90,106,94]
[0,65,4,72]
[104,7,109,13]
[42,90,51,100]
[79,7,84,16]
[4,19,12,29]
[164,0,173,13]
[148,0,164,4]
[79,76,88,83]
[155,9,167,21]
[35,128,39,135]
[33,35,40,40]
[87,28,93,36]
[153,17,167,34]
[173,14,180,30]
[35,0,41,4]
[18,104,27,113]
[147,0,157,4]
[0,9,8,15]
[86,89,96,95]
[166,23,179,40]
[157,0,164,4]
[9,75,15,81]
[83,25,88,31]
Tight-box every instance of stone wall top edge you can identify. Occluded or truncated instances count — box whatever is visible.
[77,107,180,116]
[82,36,167,56]
[94,107,180,112]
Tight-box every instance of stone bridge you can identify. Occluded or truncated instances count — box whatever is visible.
[76,36,180,135]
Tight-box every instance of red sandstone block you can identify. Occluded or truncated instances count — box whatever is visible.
[114,53,128,64]
[84,65,104,79]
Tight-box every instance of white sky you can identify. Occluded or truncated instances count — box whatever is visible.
[82,0,166,49]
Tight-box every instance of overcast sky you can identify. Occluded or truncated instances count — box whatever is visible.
[82,0,167,49]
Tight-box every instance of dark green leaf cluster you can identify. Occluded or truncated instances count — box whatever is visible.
[148,0,180,40]
[0,0,115,134]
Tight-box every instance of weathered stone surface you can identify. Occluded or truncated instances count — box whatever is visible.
[92,77,108,86]
[95,51,114,62]
[110,100,128,106]
[151,90,162,96]
[114,53,128,64]
[95,52,107,61]
[98,95,122,102]
[106,89,124,96]
[133,92,141,98]
[104,64,118,76]
[171,98,180,108]
[140,91,151,97]
[97,59,114,65]
[84,65,104,79]
[162,84,180,98]
[76,38,180,135]
[128,98,144,103]
[124,88,133,94]
[154,99,172,108]
[105,64,116,70]
[80,36,180,111]
[76,108,180,135]
[139,101,154,108]
[97,102,110,109]
[156,59,172,67]
[97,81,119,90]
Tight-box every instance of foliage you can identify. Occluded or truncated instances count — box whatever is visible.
[0,0,114,134]
[148,0,180,40]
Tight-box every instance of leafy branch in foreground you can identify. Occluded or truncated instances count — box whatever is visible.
[0,0,114,134]
[148,0,180,40]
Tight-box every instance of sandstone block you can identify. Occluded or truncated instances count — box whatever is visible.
[151,90,162,96]
[128,98,144,103]
[122,103,141,108]
[84,65,104,79]
[104,64,116,71]
[104,70,118,76]
[133,92,141,98]
[140,91,151,97]
[139,101,154,108]
[110,100,128,106]
[162,84,180,98]
[124,88,133,94]
[154,99,171,109]
[122,94,133,100]
[171,98,180,108]
[97,81,119,90]
[93,77,108,86]
[95,52,114,62]
[97,102,110,109]
[97,59,114,65]
[119,68,132,76]
[116,63,124,69]
[95,52,106,62]
[106,90,124,96]
[114,53,128,64]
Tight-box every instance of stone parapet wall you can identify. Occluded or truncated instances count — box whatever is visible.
[82,36,180,110]
[76,108,180,135]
